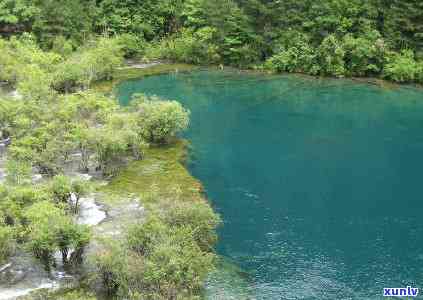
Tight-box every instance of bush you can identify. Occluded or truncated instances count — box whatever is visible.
[157,199,221,252]
[343,30,386,76]
[116,33,147,58]
[0,34,61,84]
[0,225,14,264]
[5,159,32,185]
[154,27,221,65]
[24,201,90,268]
[131,95,190,144]
[0,185,49,226]
[318,34,346,77]
[383,50,422,83]
[265,38,319,75]
[139,226,214,298]
[54,37,124,91]
[95,216,215,299]
[93,241,129,296]
[49,175,72,203]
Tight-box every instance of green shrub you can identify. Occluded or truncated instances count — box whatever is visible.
[49,175,72,203]
[157,199,221,252]
[139,225,214,298]
[318,34,346,77]
[92,240,130,296]
[383,50,421,83]
[0,34,61,84]
[131,95,190,144]
[0,225,14,264]
[24,201,90,268]
[54,37,124,91]
[127,215,168,256]
[5,159,32,185]
[95,216,215,299]
[155,27,220,65]
[265,38,319,75]
[51,36,74,57]
[0,185,49,226]
[117,33,147,58]
[343,30,386,76]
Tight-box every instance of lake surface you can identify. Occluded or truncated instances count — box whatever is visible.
[118,70,423,299]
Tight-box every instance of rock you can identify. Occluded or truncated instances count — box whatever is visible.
[77,197,106,227]
[32,174,43,183]
[77,173,92,181]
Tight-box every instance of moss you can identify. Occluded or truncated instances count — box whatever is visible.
[92,63,197,94]
[21,288,97,300]
[102,139,203,204]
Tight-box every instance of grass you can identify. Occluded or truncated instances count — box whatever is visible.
[92,63,197,94]
[102,139,204,204]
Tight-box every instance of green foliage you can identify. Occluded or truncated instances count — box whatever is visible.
[156,198,220,252]
[383,49,423,83]
[54,37,124,91]
[0,225,14,264]
[131,94,190,144]
[5,159,32,185]
[24,201,90,268]
[318,34,346,77]
[95,215,215,299]
[265,33,319,75]
[51,35,74,56]
[31,0,96,47]
[0,184,49,227]
[1,0,423,80]
[0,0,38,30]
[155,27,220,64]
[116,33,147,58]
[96,0,181,39]
[343,30,386,76]
[49,175,72,203]
[0,34,60,84]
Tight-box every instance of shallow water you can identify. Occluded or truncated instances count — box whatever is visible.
[118,70,423,299]
[77,197,106,227]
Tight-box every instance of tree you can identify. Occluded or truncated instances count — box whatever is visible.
[54,37,123,91]
[383,49,422,83]
[31,0,96,47]
[343,30,386,76]
[318,34,346,77]
[5,159,32,185]
[24,201,90,269]
[0,0,38,35]
[131,94,190,144]
[0,225,14,264]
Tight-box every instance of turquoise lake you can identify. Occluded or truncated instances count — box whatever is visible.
[118,70,423,299]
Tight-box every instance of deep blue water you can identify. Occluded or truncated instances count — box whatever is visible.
[118,70,423,299]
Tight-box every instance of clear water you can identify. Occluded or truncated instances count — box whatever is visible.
[117,70,423,299]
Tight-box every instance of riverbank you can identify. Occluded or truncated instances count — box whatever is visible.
[92,62,197,94]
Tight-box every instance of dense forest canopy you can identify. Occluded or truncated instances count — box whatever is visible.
[1,1,423,81]
[1,0,422,50]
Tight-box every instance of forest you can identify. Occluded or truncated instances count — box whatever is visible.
[0,0,422,299]
[1,0,423,82]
